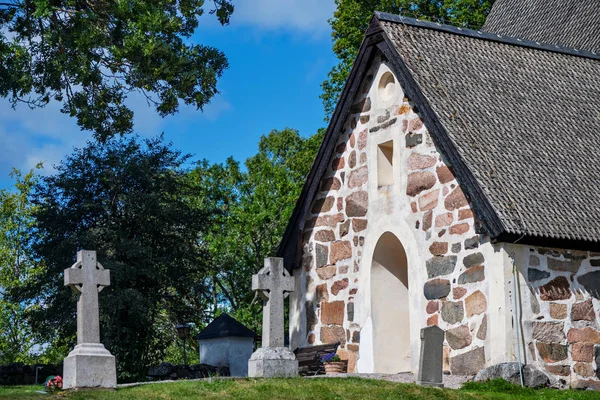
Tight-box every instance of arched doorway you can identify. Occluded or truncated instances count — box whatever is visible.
[371,232,410,373]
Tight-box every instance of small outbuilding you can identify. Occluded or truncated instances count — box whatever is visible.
[194,313,255,377]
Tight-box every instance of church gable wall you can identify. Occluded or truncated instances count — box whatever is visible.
[297,54,491,374]
[289,49,600,386]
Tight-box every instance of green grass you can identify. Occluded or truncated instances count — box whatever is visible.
[0,378,597,400]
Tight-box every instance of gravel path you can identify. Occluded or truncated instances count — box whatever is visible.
[307,372,474,389]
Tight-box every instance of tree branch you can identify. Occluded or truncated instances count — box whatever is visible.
[215,276,237,310]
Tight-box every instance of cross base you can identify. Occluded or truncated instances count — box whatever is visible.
[63,344,117,389]
[248,347,298,378]
[417,381,444,388]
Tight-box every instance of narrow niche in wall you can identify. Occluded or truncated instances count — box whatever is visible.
[378,71,396,103]
[377,140,394,187]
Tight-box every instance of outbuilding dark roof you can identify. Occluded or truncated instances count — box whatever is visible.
[278,11,600,266]
[483,0,600,53]
[193,313,255,340]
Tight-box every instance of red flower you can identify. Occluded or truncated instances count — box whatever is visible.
[46,376,63,392]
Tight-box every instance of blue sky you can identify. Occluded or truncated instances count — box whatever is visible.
[0,0,337,189]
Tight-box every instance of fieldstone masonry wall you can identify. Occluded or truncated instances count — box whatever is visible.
[522,247,600,389]
[298,56,490,374]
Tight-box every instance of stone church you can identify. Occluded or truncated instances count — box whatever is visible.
[278,0,600,388]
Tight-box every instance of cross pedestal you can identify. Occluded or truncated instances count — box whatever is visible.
[63,250,116,389]
[248,258,298,378]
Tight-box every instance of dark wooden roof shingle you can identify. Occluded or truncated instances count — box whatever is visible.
[378,13,600,244]
[194,313,255,340]
[483,0,600,53]
[278,12,600,266]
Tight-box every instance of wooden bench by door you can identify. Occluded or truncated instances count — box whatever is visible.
[293,342,340,376]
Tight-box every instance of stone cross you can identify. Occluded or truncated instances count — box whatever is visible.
[417,325,445,388]
[252,257,294,348]
[63,250,116,389]
[64,250,110,345]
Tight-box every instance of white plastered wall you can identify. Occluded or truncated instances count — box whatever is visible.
[198,336,254,377]
[355,62,426,374]
[355,217,426,373]
[481,241,525,366]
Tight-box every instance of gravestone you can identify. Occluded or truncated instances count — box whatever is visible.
[248,258,298,377]
[417,325,444,388]
[63,250,116,389]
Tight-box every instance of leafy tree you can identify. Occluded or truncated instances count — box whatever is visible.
[0,167,42,363]
[26,136,213,381]
[162,324,200,366]
[0,0,234,141]
[162,338,200,366]
[187,157,244,321]
[191,128,323,332]
[321,0,495,118]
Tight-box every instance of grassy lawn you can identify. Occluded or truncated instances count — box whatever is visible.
[0,378,598,400]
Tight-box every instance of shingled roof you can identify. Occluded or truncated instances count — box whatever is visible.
[483,0,600,53]
[278,12,600,267]
[378,12,600,244]
[194,313,255,340]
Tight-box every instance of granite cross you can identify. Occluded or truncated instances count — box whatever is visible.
[252,258,294,348]
[64,250,110,345]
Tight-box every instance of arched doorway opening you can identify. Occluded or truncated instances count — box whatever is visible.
[371,232,410,373]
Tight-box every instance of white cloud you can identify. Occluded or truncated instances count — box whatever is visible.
[176,94,232,122]
[203,95,233,121]
[0,99,88,177]
[1,27,16,42]
[0,91,232,184]
[232,0,336,35]
[305,56,328,83]
[25,143,79,173]
[127,92,165,137]
[0,126,29,172]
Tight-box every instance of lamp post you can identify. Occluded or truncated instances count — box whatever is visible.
[176,323,191,367]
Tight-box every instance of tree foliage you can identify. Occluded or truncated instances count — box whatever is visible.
[0,167,42,364]
[321,0,495,118]
[0,0,234,141]
[191,128,323,332]
[0,128,322,372]
[25,136,212,381]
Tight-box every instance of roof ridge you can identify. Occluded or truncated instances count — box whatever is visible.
[375,11,600,61]
[193,312,255,340]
